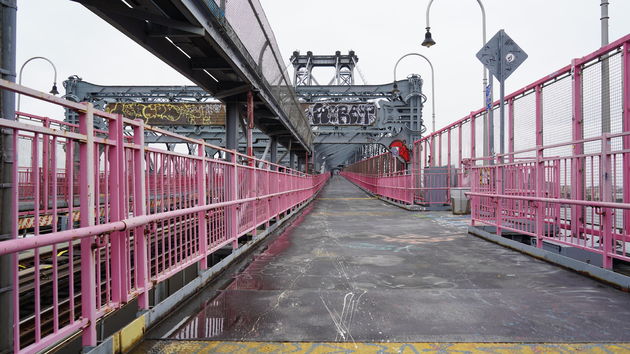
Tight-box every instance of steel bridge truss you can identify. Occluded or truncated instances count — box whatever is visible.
[64,74,427,171]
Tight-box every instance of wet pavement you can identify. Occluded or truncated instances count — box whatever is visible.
[135,176,630,349]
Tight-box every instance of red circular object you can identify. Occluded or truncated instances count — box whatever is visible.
[389,140,410,162]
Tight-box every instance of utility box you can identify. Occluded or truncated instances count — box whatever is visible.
[420,166,452,210]
[450,187,471,215]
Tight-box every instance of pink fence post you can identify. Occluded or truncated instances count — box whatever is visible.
[79,103,97,347]
[600,134,613,268]
[11,127,19,353]
[535,84,544,248]
[265,163,270,229]
[458,123,463,186]
[430,135,435,167]
[447,130,452,200]
[470,113,476,160]
[470,113,477,225]
[108,114,124,305]
[571,59,585,244]
[133,119,149,309]
[623,42,630,239]
[496,166,503,238]
[508,98,515,163]
[197,143,208,270]
[251,160,257,236]
[438,133,442,166]
[42,118,49,216]
[231,154,238,249]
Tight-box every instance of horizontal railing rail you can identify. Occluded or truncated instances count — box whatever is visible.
[0,78,328,353]
[342,33,630,267]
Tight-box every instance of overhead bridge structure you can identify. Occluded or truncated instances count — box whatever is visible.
[1,1,630,354]
[74,0,313,157]
[63,71,427,171]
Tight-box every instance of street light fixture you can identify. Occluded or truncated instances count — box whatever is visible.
[17,56,59,112]
[421,28,436,48]
[393,53,436,133]
[423,0,492,157]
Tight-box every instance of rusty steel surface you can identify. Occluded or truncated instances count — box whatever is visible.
[105,102,226,126]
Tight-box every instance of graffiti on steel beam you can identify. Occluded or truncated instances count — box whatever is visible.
[303,102,376,126]
[105,102,225,125]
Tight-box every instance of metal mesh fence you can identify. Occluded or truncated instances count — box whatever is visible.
[216,0,312,147]
[512,91,536,158]
[542,74,572,158]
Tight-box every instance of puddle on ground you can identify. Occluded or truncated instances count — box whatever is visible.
[168,203,315,339]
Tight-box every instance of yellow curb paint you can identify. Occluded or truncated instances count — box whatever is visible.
[111,331,120,354]
[136,341,630,354]
[117,315,146,353]
[318,197,376,200]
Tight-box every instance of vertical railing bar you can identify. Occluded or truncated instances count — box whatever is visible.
[32,132,41,342]
[12,129,20,352]
[622,42,630,245]
[133,120,148,309]
[79,103,97,348]
[51,135,59,333]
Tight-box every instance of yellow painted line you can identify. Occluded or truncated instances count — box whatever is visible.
[318,197,376,200]
[141,341,630,353]
[313,212,398,217]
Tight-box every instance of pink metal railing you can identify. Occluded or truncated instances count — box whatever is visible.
[465,35,630,269]
[343,34,630,268]
[341,153,414,205]
[0,79,328,353]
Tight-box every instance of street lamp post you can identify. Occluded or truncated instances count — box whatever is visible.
[393,53,435,133]
[422,0,492,159]
[17,56,59,112]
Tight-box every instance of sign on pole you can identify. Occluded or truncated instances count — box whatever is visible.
[476,29,528,83]
[476,29,527,162]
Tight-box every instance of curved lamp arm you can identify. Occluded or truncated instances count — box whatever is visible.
[425,0,487,45]
[393,53,436,132]
[17,56,59,112]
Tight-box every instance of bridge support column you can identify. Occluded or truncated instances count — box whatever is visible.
[270,137,277,170]
[225,101,239,152]
[0,1,16,351]
[225,101,239,249]
[289,152,295,170]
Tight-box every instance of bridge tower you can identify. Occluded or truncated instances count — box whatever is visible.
[290,50,358,86]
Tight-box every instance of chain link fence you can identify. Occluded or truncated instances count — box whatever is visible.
[210,0,313,148]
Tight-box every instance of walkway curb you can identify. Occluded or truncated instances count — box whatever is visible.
[468,225,630,291]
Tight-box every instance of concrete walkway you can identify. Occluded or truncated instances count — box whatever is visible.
[135,176,630,351]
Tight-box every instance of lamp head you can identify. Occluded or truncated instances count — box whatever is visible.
[392,83,400,96]
[50,83,59,95]
[421,28,436,48]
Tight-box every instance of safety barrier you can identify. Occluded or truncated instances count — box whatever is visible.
[343,34,630,268]
[341,153,413,205]
[466,34,630,269]
[0,79,328,353]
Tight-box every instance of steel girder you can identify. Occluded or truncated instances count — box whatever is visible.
[73,0,313,154]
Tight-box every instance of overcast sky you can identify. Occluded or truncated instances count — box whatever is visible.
[15,0,630,131]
